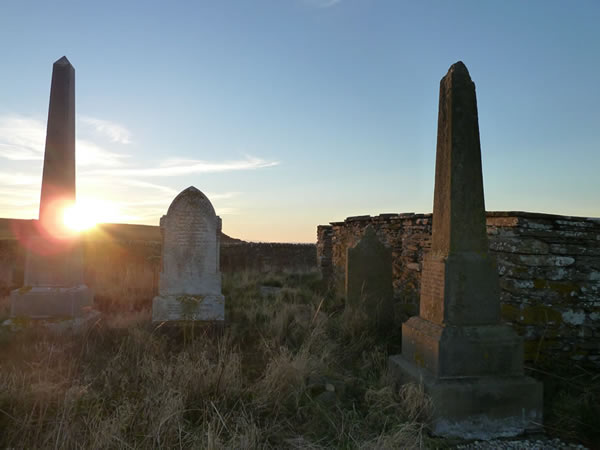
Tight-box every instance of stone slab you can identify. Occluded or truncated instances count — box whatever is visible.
[159,186,222,296]
[2,309,101,335]
[388,354,543,439]
[401,317,524,378]
[152,294,225,322]
[24,235,85,287]
[10,285,93,318]
[431,61,488,257]
[420,249,501,327]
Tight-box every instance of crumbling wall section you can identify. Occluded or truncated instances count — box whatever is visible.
[317,211,600,367]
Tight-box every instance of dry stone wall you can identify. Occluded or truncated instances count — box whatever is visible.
[0,220,316,312]
[317,211,600,367]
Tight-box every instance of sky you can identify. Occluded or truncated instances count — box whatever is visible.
[0,0,598,243]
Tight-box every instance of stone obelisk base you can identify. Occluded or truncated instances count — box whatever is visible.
[401,317,527,377]
[388,354,543,439]
[389,316,543,439]
[10,285,93,318]
[152,294,225,322]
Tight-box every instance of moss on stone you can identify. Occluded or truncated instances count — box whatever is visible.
[533,279,580,296]
[522,305,563,324]
[501,303,563,325]
[501,304,519,322]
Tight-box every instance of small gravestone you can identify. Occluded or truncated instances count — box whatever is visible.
[345,226,393,327]
[152,186,225,322]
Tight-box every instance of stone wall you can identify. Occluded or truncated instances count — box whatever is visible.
[220,242,316,273]
[317,211,600,367]
[0,220,317,312]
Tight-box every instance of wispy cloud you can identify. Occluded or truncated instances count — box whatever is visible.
[0,171,40,186]
[302,0,341,8]
[116,179,179,195]
[90,156,279,177]
[0,114,269,225]
[80,116,133,144]
[77,139,129,167]
[0,116,46,161]
[0,114,129,167]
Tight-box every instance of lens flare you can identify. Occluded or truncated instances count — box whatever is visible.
[63,199,119,232]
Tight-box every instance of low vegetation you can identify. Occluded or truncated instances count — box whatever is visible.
[0,270,430,449]
[0,270,597,448]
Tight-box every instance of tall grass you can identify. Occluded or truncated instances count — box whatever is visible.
[0,270,431,449]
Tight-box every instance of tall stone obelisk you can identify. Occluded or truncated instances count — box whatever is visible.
[10,57,93,318]
[389,62,542,439]
[39,56,76,231]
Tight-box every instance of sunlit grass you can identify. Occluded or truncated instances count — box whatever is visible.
[1,270,596,447]
[0,270,431,448]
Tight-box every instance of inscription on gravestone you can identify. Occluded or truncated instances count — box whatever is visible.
[152,186,224,322]
[419,260,445,324]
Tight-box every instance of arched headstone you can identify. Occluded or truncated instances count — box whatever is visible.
[152,186,225,322]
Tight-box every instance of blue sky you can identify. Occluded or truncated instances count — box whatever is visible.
[0,0,598,242]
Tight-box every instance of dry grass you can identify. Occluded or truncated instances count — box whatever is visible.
[0,270,431,449]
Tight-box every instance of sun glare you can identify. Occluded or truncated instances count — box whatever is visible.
[63,199,119,232]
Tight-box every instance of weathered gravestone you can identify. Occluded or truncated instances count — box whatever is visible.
[152,186,225,322]
[345,226,394,328]
[389,62,542,439]
[10,56,93,318]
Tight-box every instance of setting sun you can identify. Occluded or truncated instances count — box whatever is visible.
[63,199,120,232]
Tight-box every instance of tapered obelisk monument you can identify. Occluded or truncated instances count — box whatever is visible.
[39,56,77,230]
[389,62,542,439]
[10,57,93,318]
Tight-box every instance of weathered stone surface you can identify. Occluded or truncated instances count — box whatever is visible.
[420,252,501,326]
[489,237,549,255]
[388,61,542,438]
[152,186,225,322]
[10,57,93,319]
[39,56,76,233]
[401,317,524,378]
[10,286,93,318]
[388,355,543,439]
[317,213,600,368]
[24,236,84,287]
[419,62,500,328]
[345,226,393,327]
[430,62,488,257]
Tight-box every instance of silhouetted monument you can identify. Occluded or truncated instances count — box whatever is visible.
[389,62,542,438]
[39,56,76,230]
[152,186,225,322]
[10,57,93,318]
[345,226,393,328]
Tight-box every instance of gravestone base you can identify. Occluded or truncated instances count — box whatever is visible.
[401,317,525,377]
[388,354,543,439]
[10,285,93,318]
[152,294,225,322]
[2,308,101,335]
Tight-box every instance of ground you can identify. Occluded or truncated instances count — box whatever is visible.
[0,270,597,449]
